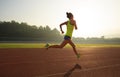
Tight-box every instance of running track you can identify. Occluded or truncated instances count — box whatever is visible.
[0,47,120,77]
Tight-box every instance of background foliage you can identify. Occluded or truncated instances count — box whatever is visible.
[0,20,120,44]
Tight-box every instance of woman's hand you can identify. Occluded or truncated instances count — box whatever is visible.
[61,30,64,34]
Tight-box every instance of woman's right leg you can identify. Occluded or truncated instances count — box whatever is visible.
[48,40,68,49]
[68,39,79,57]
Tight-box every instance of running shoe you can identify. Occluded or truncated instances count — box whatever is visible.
[77,53,80,59]
[45,43,50,49]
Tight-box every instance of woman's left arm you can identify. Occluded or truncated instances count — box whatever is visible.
[74,20,78,30]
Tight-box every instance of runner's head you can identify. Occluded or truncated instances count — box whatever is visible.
[66,12,73,19]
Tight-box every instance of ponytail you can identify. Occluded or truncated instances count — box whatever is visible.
[66,12,73,19]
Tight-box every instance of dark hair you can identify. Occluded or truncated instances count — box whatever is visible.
[66,12,73,19]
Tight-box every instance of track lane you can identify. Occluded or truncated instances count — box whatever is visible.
[0,47,120,77]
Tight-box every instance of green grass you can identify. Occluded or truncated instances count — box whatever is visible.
[75,44,120,48]
[0,43,120,48]
[0,43,45,48]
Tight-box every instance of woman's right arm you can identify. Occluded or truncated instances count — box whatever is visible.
[60,21,67,34]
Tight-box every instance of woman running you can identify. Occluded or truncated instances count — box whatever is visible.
[46,12,80,58]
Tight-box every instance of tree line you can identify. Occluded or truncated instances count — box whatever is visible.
[0,20,120,44]
[0,20,63,42]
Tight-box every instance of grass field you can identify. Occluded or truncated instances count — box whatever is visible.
[0,43,120,48]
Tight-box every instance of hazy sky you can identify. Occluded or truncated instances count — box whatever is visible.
[0,0,120,38]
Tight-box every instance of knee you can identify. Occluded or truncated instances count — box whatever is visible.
[58,44,64,48]
[72,44,76,48]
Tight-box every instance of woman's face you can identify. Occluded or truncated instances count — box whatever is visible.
[69,16,73,19]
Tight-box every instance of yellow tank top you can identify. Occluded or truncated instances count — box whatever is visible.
[65,20,74,37]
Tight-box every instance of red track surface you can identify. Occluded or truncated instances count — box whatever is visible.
[0,47,120,77]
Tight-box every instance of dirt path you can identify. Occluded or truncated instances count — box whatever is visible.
[0,47,120,77]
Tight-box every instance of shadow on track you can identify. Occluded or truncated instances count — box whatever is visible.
[64,64,82,77]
